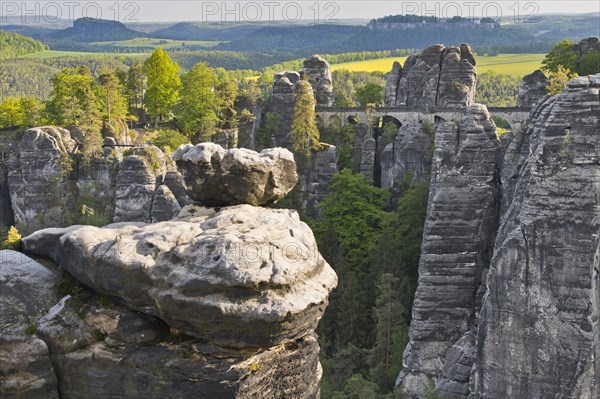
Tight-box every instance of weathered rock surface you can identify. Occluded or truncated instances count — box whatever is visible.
[303,55,334,107]
[398,104,501,397]
[1,246,332,398]
[572,36,600,58]
[380,122,433,190]
[360,137,377,182]
[7,127,76,235]
[384,44,477,108]
[0,250,60,399]
[471,74,600,399]
[3,127,192,233]
[268,73,298,147]
[173,143,298,206]
[23,204,337,349]
[304,144,337,218]
[516,70,548,108]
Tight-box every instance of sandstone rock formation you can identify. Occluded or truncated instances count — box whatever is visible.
[471,73,600,399]
[398,104,501,397]
[173,143,298,206]
[268,72,299,147]
[359,137,377,182]
[572,36,600,58]
[1,242,334,398]
[7,127,76,234]
[2,127,190,234]
[304,144,337,217]
[303,55,334,107]
[384,44,477,108]
[516,70,548,108]
[380,122,433,189]
[21,204,336,349]
[398,75,600,398]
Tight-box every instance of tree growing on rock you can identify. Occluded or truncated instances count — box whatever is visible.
[143,48,181,126]
[290,79,320,156]
[541,39,578,74]
[546,65,577,96]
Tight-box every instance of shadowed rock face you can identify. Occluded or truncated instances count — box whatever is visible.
[380,122,433,190]
[517,70,548,108]
[471,74,600,399]
[0,247,332,399]
[398,75,600,398]
[397,104,501,398]
[384,44,477,108]
[173,143,298,206]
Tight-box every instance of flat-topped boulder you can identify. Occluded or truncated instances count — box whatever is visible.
[23,204,337,349]
[172,143,298,206]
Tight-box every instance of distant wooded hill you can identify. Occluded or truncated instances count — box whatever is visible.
[0,30,47,59]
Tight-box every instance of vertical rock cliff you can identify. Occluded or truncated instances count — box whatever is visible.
[397,104,501,397]
[471,74,600,399]
[399,74,600,398]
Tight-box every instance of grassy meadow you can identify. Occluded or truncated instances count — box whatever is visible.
[331,53,545,77]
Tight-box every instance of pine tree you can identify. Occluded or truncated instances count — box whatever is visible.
[143,48,181,126]
[290,79,320,157]
[126,60,145,111]
[175,62,218,140]
[368,273,408,392]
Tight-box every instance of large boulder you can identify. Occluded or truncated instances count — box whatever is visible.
[1,248,331,398]
[173,143,298,206]
[23,204,337,349]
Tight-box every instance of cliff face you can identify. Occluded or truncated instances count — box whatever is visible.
[471,74,600,399]
[398,105,501,397]
[384,44,477,108]
[1,144,337,398]
[3,127,188,235]
[399,74,600,398]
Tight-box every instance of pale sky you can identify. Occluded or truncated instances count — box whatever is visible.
[5,1,600,24]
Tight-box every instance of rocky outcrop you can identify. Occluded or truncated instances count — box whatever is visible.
[359,137,377,182]
[572,36,600,58]
[305,144,337,218]
[7,127,76,235]
[3,127,189,234]
[23,204,336,349]
[384,44,477,108]
[303,55,334,107]
[398,104,501,397]
[516,70,548,108]
[173,143,298,206]
[1,243,334,398]
[398,75,600,398]
[380,122,433,190]
[471,74,600,399]
[268,72,299,147]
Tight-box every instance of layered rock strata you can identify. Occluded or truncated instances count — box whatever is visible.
[384,44,477,108]
[398,104,501,397]
[516,70,548,108]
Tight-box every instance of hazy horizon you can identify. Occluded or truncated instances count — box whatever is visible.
[2,1,599,25]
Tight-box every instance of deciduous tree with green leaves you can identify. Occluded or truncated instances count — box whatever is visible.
[97,66,128,123]
[126,60,145,111]
[0,96,43,128]
[541,39,578,74]
[290,79,320,156]
[175,62,218,140]
[547,65,577,96]
[143,48,181,126]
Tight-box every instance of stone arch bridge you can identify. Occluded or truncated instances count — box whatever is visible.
[316,106,531,134]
